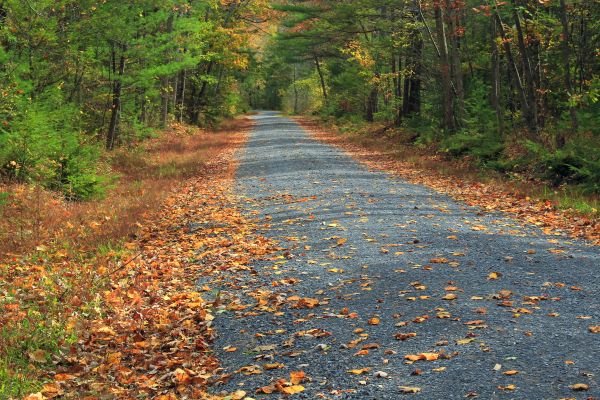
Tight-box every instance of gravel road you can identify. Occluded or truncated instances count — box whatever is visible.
[209,111,600,399]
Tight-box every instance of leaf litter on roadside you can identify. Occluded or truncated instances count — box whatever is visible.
[27,123,281,399]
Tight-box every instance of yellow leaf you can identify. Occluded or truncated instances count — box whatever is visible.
[231,390,247,400]
[399,386,421,393]
[281,385,305,394]
[347,368,371,375]
[570,383,589,391]
[488,272,501,280]
[498,384,516,391]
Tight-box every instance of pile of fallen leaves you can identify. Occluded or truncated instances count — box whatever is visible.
[18,123,278,399]
[298,118,600,245]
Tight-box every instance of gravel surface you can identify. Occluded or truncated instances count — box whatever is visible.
[209,111,600,399]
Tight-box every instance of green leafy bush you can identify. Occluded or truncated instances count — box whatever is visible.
[443,130,504,163]
[0,97,109,200]
[524,139,600,193]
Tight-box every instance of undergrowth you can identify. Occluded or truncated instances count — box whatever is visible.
[0,118,250,398]
[317,116,600,217]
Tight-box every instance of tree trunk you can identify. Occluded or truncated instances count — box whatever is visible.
[512,1,538,132]
[434,1,454,132]
[106,44,126,151]
[392,54,402,126]
[160,14,174,129]
[179,69,186,123]
[490,16,504,135]
[365,84,378,122]
[189,61,214,125]
[314,55,327,99]
[558,0,577,147]
[495,11,530,128]
[445,0,464,125]
[160,76,169,128]
[403,34,422,118]
[293,64,299,114]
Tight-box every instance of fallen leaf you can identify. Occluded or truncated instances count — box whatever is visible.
[430,257,448,264]
[290,370,306,384]
[488,272,501,280]
[374,371,389,378]
[569,383,589,391]
[398,386,421,393]
[347,368,371,375]
[395,332,417,341]
[498,384,516,391]
[281,385,305,394]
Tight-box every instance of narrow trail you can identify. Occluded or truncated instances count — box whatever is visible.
[209,111,599,399]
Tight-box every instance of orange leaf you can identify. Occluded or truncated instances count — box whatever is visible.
[290,370,306,384]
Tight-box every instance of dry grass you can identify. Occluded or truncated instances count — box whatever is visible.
[298,116,600,244]
[0,119,251,258]
[0,118,251,398]
[300,117,600,217]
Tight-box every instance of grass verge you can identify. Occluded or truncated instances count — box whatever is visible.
[0,118,252,398]
[297,116,600,244]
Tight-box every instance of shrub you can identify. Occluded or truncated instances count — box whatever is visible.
[524,139,600,193]
[443,129,504,163]
[0,95,109,200]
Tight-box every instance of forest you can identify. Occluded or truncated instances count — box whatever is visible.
[255,0,600,195]
[1,0,600,198]
[1,0,600,398]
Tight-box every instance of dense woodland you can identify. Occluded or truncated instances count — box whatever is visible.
[256,0,600,194]
[1,0,600,201]
[0,0,267,200]
[1,1,600,397]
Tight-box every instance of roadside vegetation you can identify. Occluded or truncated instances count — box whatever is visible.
[0,0,267,396]
[249,1,600,212]
[0,120,251,398]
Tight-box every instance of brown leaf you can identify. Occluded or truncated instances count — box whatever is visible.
[394,332,417,341]
[569,383,589,391]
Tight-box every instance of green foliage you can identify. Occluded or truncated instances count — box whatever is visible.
[262,0,600,192]
[0,0,260,202]
[443,130,504,163]
[0,96,108,200]
[524,139,600,193]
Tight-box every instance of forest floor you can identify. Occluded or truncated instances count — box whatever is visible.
[1,118,279,399]
[8,111,600,399]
